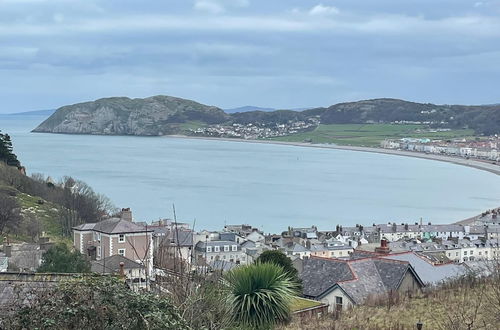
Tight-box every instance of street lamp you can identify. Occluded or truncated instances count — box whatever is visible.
[416,320,423,330]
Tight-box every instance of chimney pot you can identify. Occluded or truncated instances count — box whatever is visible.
[120,208,133,222]
[119,262,125,278]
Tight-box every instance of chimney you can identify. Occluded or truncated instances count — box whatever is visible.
[3,237,12,258]
[120,208,133,222]
[375,239,390,254]
[119,262,125,278]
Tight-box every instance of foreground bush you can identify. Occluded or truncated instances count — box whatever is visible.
[224,262,298,329]
[3,276,189,330]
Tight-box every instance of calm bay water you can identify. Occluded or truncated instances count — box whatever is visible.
[2,114,500,233]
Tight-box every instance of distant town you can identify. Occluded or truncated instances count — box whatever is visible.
[188,118,320,139]
[381,136,500,162]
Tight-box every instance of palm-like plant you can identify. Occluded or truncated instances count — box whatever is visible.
[224,262,298,329]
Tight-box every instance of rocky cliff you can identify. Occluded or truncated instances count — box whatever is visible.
[32,95,229,136]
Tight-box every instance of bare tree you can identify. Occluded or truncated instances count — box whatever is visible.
[0,193,22,234]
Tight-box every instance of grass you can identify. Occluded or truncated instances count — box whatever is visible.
[175,121,208,132]
[284,276,499,330]
[290,297,324,312]
[270,124,474,147]
[16,192,63,239]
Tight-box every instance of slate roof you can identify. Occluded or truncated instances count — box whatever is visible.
[167,230,193,247]
[301,258,353,297]
[73,223,96,231]
[90,218,152,234]
[381,252,466,285]
[209,260,239,272]
[91,255,144,274]
[301,257,423,304]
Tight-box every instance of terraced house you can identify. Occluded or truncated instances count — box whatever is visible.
[194,240,247,265]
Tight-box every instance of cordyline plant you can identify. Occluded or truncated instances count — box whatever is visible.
[224,262,298,330]
[3,275,190,330]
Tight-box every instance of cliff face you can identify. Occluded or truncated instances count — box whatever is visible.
[32,95,229,135]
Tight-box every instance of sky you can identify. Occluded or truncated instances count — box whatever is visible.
[1,0,500,113]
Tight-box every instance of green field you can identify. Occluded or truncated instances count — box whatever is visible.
[270,124,474,147]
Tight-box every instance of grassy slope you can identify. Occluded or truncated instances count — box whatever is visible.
[270,124,474,147]
[16,193,62,238]
[285,282,496,330]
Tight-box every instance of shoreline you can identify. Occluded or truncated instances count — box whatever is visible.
[167,135,500,176]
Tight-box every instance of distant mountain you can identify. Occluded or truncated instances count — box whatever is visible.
[224,106,276,113]
[32,96,500,136]
[308,98,500,135]
[224,106,313,113]
[9,109,55,116]
[33,96,229,136]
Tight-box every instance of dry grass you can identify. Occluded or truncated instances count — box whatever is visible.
[283,275,500,330]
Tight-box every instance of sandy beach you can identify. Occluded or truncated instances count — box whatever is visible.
[167,135,500,176]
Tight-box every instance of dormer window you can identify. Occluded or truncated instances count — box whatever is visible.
[224,245,230,252]
[232,245,237,252]
[214,246,220,252]
[206,246,212,253]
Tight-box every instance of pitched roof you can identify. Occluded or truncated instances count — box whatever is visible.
[166,229,193,247]
[91,218,152,234]
[380,252,466,285]
[301,256,422,304]
[301,258,354,297]
[90,255,144,274]
[73,223,96,231]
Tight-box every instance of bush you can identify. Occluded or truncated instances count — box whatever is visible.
[224,262,298,329]
[38,243,91,273]
[3,276,189,330]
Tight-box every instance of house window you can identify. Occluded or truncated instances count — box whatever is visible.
[224,245,229,252]
[214,246,220,252]
[464,251,467,255]
[118,249,125,256]
[232,245,237,252]
[335,296,343,311]
[206,246,212,253]
[119,234,125,243]
[97,246,101,257]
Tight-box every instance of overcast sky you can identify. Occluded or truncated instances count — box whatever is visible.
[1,0,500,113]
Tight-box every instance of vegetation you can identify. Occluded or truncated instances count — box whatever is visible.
[308,98,500,135]
[271,124,474,146]
[0,162,116,241]
[224,262,298,329]
[256,250,302,291]
[2,276,189,330]
[38,243,91,273]
[0,130,21,167]
[0,131,115,243]
[283,270,500,330]
[33,96,500,137]
[290,297,324,313]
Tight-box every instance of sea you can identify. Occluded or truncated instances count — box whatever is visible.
[1,114,500,234]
